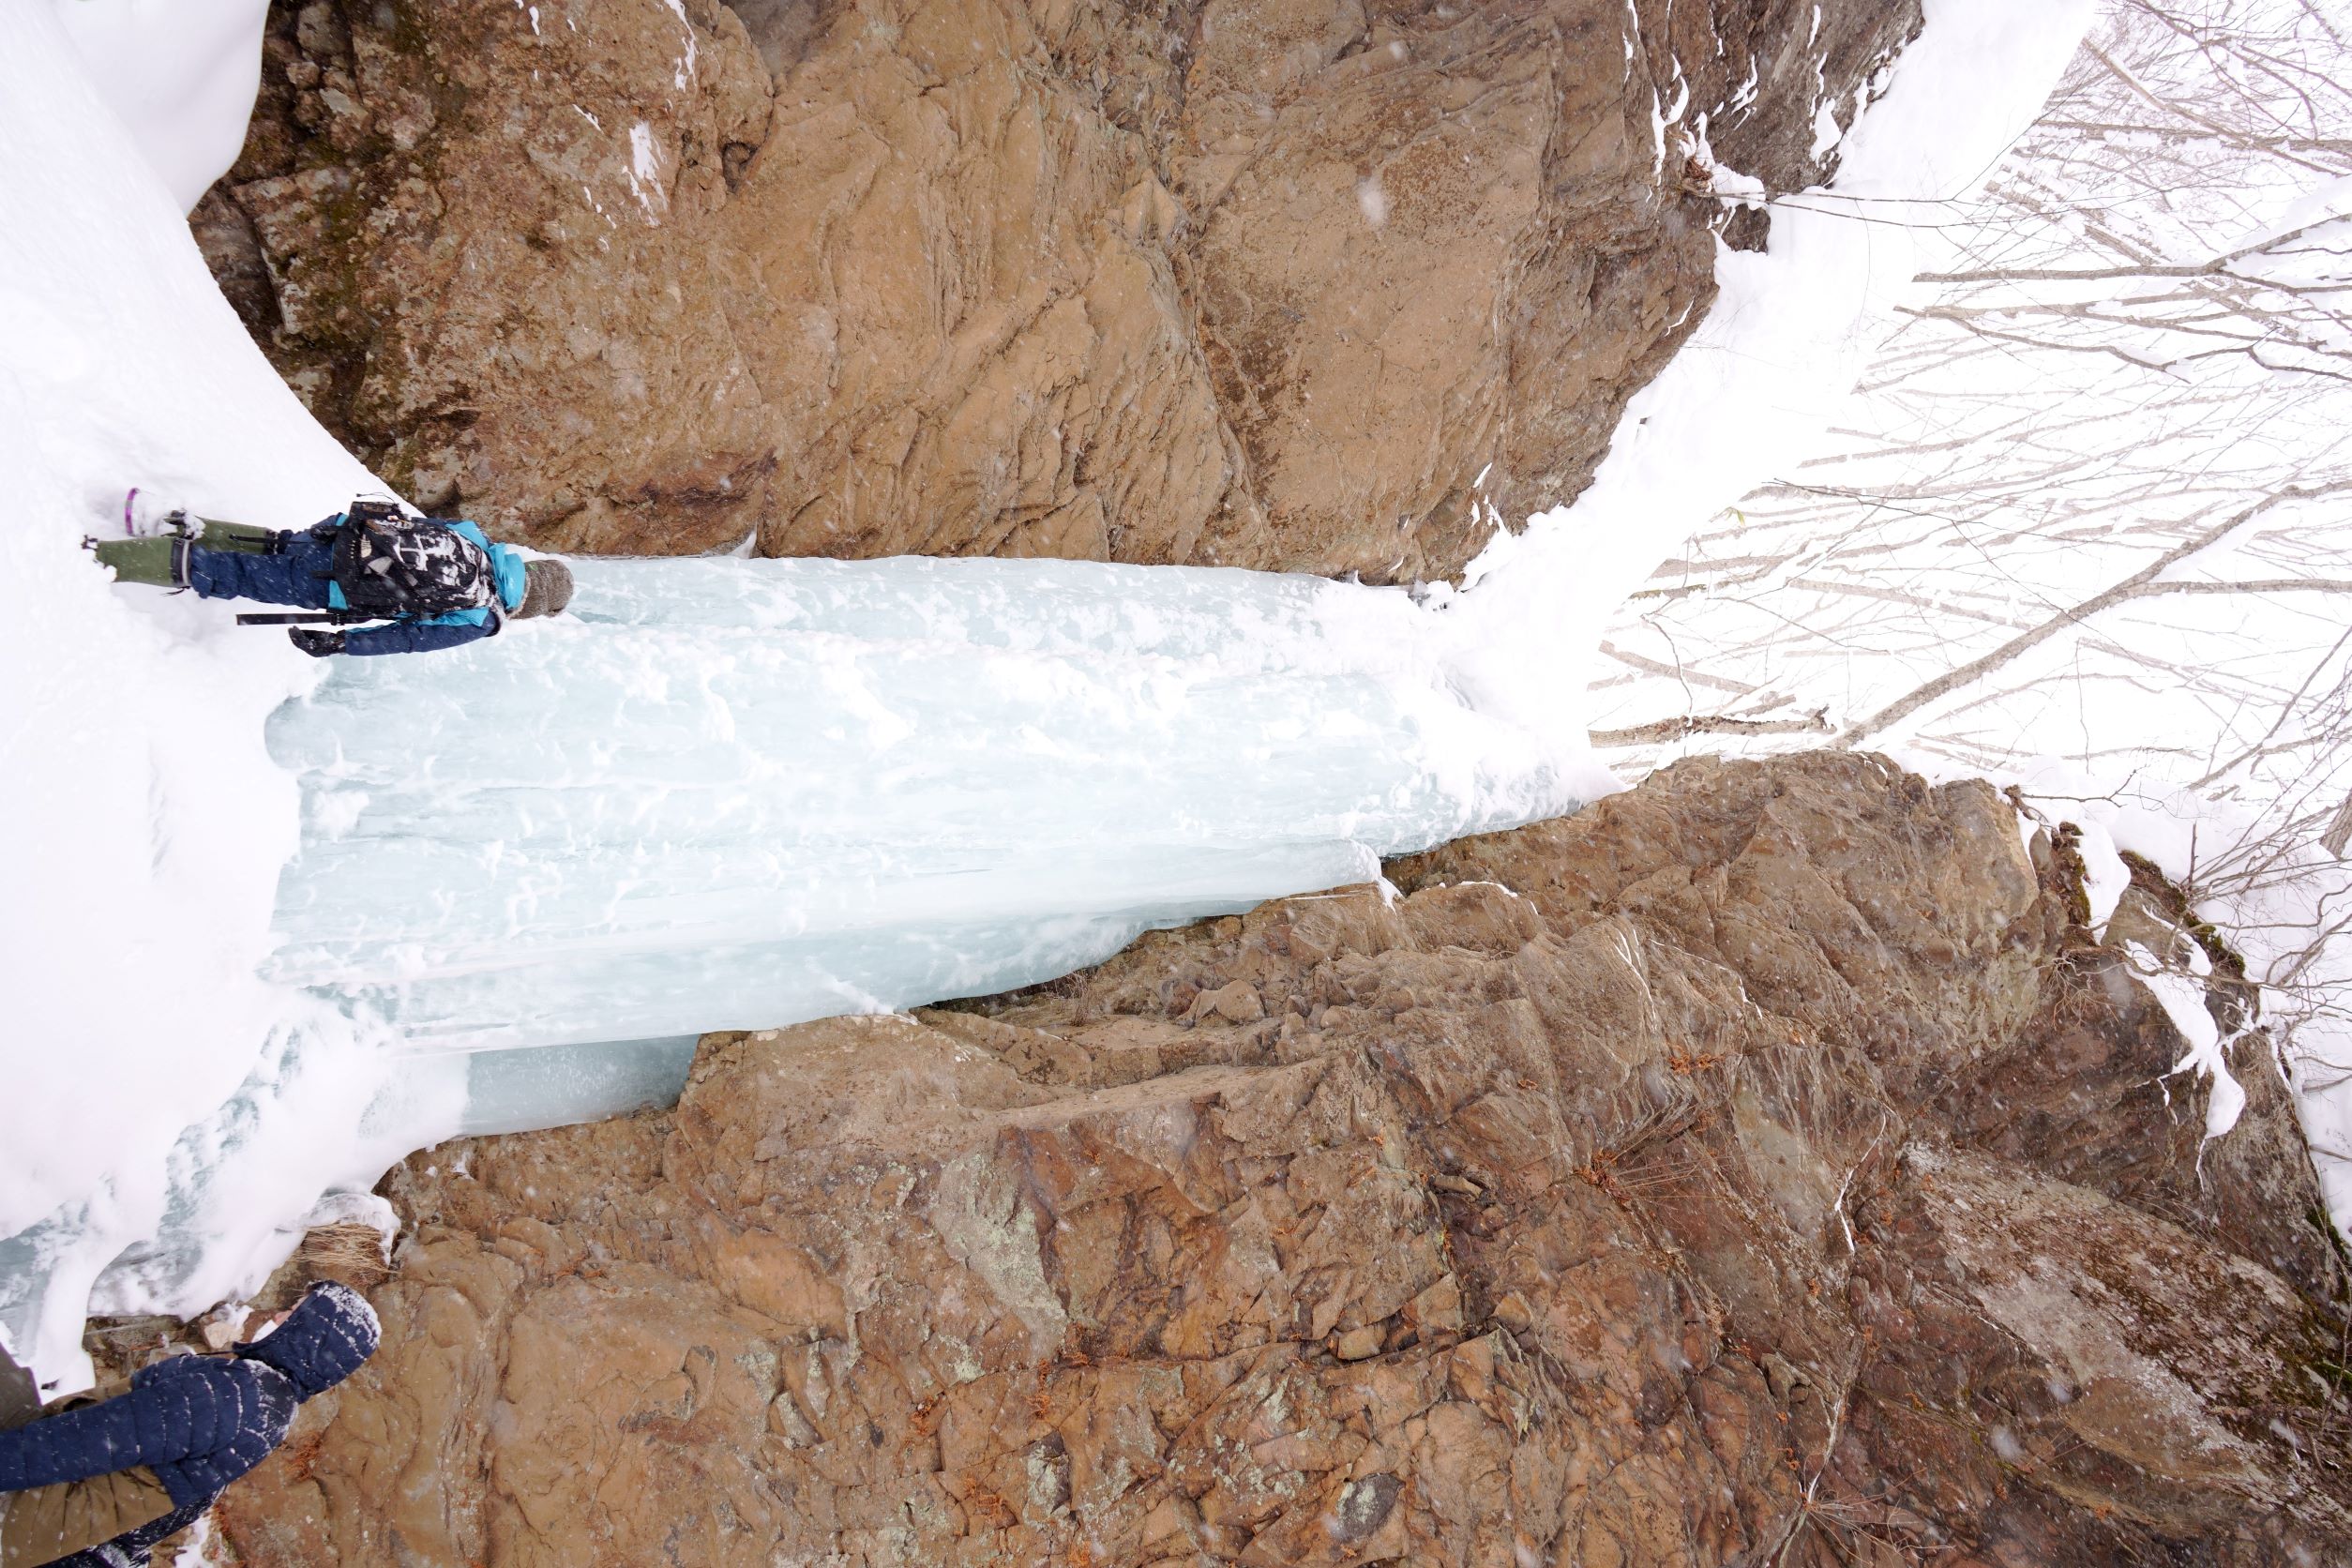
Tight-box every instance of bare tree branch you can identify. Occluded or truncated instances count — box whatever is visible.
[1839,485,2352,746]
[1591,712,1832,748]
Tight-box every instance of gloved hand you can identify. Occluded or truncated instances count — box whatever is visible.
[288,627,348,657]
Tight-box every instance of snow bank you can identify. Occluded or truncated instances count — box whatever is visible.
[46,0,271,214]
[0,3,384,1390]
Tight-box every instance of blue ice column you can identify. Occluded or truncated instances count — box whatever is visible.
[264,555,1586,1134]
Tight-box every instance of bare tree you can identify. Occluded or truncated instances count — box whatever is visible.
[1588,0,2352,1182]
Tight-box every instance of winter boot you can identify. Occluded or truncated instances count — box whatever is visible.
[121,487,189,538]
[121,490,279,553]
[90,535,189,587]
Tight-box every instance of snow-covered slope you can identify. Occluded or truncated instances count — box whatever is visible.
[49,0,272,213]
[0,3,386,1390]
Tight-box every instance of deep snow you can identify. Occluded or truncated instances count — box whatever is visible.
[50,0,271,214]
[1,2,386,1391]
[1,0,2094,1390]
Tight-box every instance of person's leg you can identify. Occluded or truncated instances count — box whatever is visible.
[191,520,282,554]
[93,535,336,606]
[87,536,186,587]
[183,537,337,609]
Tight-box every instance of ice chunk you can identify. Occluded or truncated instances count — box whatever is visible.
[459,1036,702,1138]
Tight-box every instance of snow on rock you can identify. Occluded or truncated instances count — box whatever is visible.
[2011,793,2133,940]
[1922,752,2352,1243]
[2129,941,2247,1143]
[2074,819,2133,940]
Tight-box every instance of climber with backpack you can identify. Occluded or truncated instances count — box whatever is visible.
[87,490,573,656]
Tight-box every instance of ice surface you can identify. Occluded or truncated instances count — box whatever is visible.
[457,1037,701,1138]
[266,556,1592,1060]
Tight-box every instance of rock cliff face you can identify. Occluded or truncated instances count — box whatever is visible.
[215,754,2350,1566]
[198,0,1915,572]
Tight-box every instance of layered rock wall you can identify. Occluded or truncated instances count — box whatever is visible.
[215,755,2351,1566]
[198,0,1917,572]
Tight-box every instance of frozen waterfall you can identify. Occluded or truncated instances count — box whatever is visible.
[6,0,1621,1383]
[273,552,1598,1138]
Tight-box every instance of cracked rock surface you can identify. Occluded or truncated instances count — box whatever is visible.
[197,0,1915,573]
[215,754,2351,1565]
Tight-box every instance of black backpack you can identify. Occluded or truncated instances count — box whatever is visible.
[326,499,498,617]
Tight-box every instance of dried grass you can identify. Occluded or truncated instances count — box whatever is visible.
[248,1219,394,1313]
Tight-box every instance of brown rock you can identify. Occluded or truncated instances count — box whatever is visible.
[197,0,1918,575]
[212,754,2351,1565]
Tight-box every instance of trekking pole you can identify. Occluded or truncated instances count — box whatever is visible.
[234,611,369,626]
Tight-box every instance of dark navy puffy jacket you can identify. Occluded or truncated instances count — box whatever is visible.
[0,1281,380,1513]
[0,1357,294,1510]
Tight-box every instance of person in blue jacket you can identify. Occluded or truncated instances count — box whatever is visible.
[90,494,573,657]
[0,1281,380,1566]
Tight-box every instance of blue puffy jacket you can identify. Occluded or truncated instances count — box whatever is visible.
[0,1283,380,1558]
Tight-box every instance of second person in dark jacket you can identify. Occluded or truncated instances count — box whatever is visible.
[0,1281,380,1567]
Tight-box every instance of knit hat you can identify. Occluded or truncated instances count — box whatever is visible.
[236,1281,381,1399]
[515,558,575,619]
